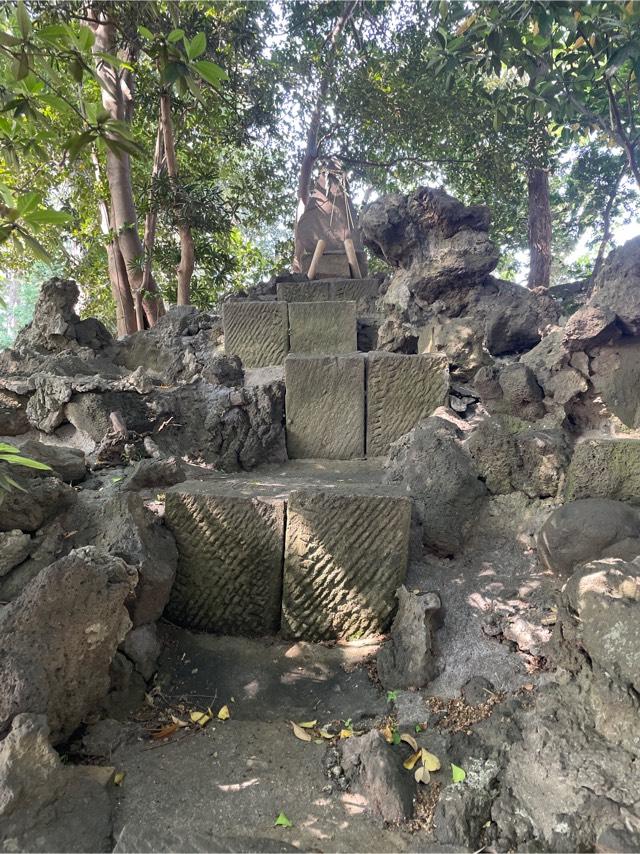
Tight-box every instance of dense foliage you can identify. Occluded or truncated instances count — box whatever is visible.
[0,0,638,335]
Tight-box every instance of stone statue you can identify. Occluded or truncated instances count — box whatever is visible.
[294,157,368,279]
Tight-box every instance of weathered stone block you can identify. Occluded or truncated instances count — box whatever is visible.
[164,490,285,634]
[566,439,640,506]
[282,489,411,640]
[329,278,381,312]
[276,280,330,302]
[284,354,365,459]
[223,301,288,368]
[288,300,357,354]
[366,351,449,457]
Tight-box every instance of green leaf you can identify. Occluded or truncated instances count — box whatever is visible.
[15,191,40,217]
[386,689,398,702]
[0,443,20,454]
[77,25,95,52]
[274,812,292,828]
[451,763,466,783]
[19,230,52,263]
[167,28,185,43]
[65,130,95,163]
[187,31,206,60]
[0,453,52,470]
[16,1,31,40]
[138,25,154,40]
[37,24,71,44]
[194,60,227,87]
[24,208,71,226]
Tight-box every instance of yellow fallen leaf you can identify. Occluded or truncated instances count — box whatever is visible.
[339,729,352,739]
[421,749,441,771]
[190,709,212,726]
[415,765,430,784]
[297,720,317,729]
[319,729,334,739]
[403,749,422,771]
[291,721,312,742]
[217,705,230,721]
[381,724,394,744]
[400,733,418,751]
[113,771,126,786]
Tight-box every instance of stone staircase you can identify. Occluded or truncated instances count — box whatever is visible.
[164,277,450,641]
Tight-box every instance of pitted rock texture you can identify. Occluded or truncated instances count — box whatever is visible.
[165,490,285,634]
[0,530,32,577]
[0,546,136,743]
[566,439,640,505]
[285,353,365,459]
[366,351,449,456]
[223,300,289,368]
[377,586,441,690]
[589,235,640,335]
[281,490,411,640]
[0,714,113,853]
[288,300,357,354]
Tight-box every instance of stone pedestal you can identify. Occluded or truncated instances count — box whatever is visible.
[223,301,289,368]
[288,301,357,355]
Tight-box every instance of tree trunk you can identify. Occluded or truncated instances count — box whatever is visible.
[160,91,195,305]
[527,166,552,289]
[591,162,625,285]
[91,12,164,328]
[141,123,164,327]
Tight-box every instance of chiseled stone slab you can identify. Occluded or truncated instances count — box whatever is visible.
[164,491,285,634]
[282,489,411,640]
[276,281,330,303]
[330,278,381,312]
[223,301,288,368]
[285,354,365,459]
[366,351,449,457]
[288,301,357,355]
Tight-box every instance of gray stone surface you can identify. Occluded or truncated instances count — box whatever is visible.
[0,714,113,853]
[224,301,289,368]
[0,530,32,577]
[0,476,75,533]
[282,489,411,640]
[288,300,357,354]
[276,280,330,302]
[537,498,640,575]
[591,338,640,428]
[377,586,441,690]
[120,623,162,681]
[590,235,640,335]
[16,438,87,483]
[366,351,449,456]
[341,729,415,824]
[122,456,186,491]
[284,353,365,459]
[165,489,285,634]
[566,439,640,505]
[0,546,136,743]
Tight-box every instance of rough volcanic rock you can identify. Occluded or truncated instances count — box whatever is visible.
[15,438,87,483]
[0,520,68,602]
[465,416,570,498]
[122,456,186,492]
[565,438,640,505]
[537,498,640,575]
[384,414,486,556]
[70,492,177,627]
[120,623,161,681]
[114,305,235,385]
[0,530,32,577]
[590,235,640,335]
[0,714,113,853]
[562,305,620,352]
[590,338,640,429]
[0,546,136,742]
[377,586,441,689]
[0,389,29,435]
[341,729,415,823]
[0,476,75,533]
[10,277,111,356]
[474,363,545,421]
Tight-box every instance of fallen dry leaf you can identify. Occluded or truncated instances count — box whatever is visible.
[421,749,441,771]
[190,709,213,726]
[113,771,126,786]
[381,724,394,744]
[170,715,189,728]
[318,729,334,739]
[291,721,312,742]
[217,705,230,721]
[403,749,422,771]
[298,720,317,729]
[400,732,418,751]
[415,765,431,784]
[339,728,352,739]
[150,722,179,740]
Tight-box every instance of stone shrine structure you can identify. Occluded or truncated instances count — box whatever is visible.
[294,157,368,279]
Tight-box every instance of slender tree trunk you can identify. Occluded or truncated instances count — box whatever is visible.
[591,162,625,285]
[140,123,164,327]
[160,92,195,305]
[527,166,552,289]
[91,13,164,328]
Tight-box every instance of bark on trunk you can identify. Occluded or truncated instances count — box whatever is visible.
[160,92,195,306]
[141,123,164,326]
[91,13,164,328]
[591,162,625,285]
[527,166,552,289]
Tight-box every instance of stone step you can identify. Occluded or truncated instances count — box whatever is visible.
[163,461,411,641]
[276,277,381,314]
[285,351,449,460]
[223,299,361,367]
